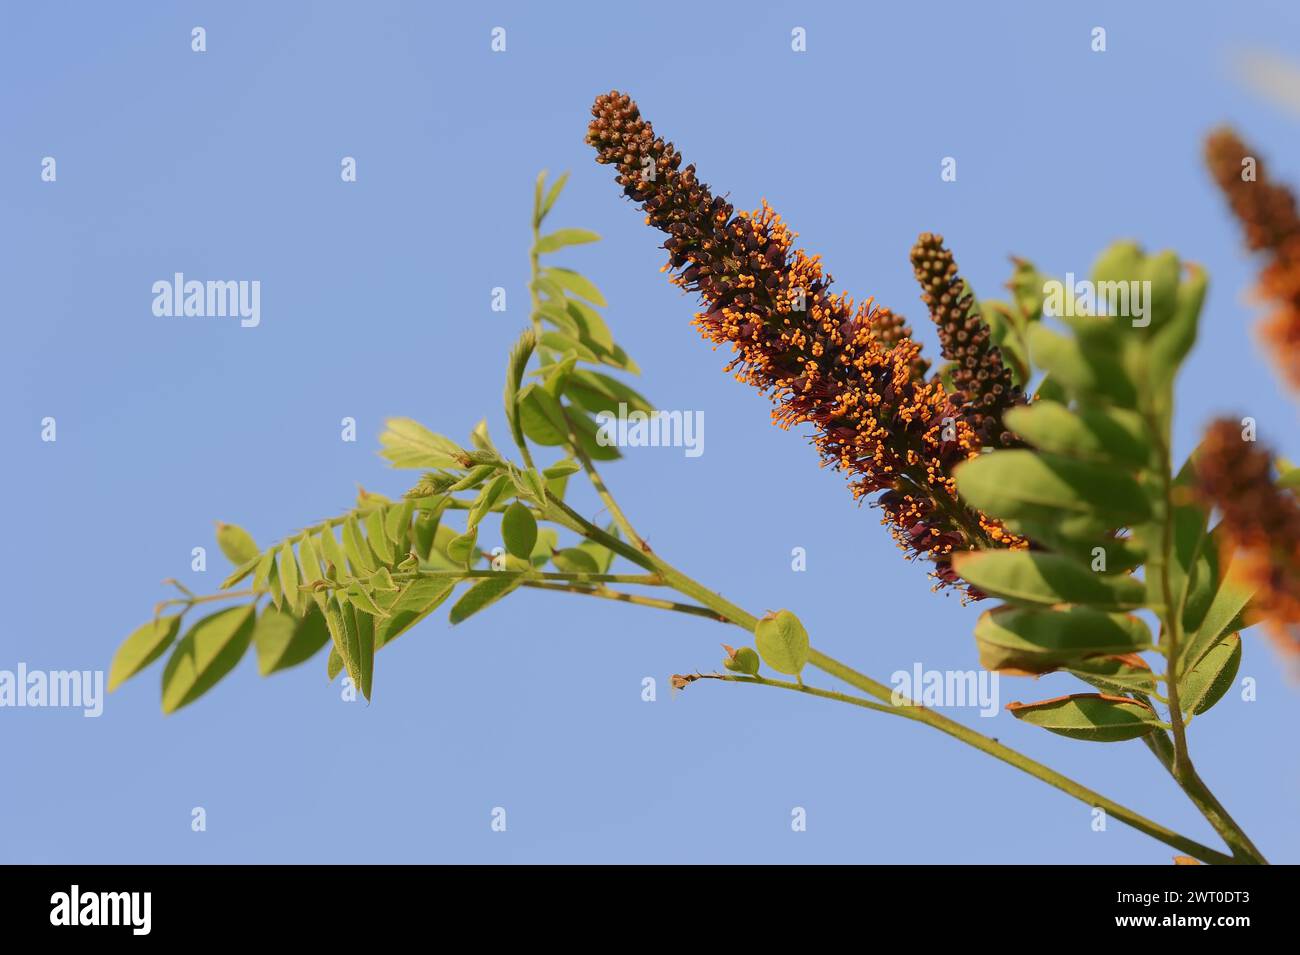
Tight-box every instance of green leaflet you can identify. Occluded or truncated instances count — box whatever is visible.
[277,542,302,616]
[109,614,183,691]
[533,228,600,254]
[1002,402,1150,468]
[955,450,1151,526]
[323,597,358,688]
[1065,654,1158,697]
[365,508,395,565]
[449,576,523,624]
[501,502,538,560]
[467,474,513,531]
[215,522,259,566]
[343,514,377,575]
[161,605,256,714]
[326,646,343,681]
[376,578,457,648]
[552,547,601,575]
[562,369,654,417]
[379,418,463,469]
[254,605,330,676]
[537,170,569,226]
[1006,693,1161,742]
[317,526,349,580]
[1179,633,1241,717]
[346,584,391,619]
[355,608,376,701]
[1025,323,1138,407]
[544,266,607,306]
[340,600,364,692]
[518,385,568,446]
[754,610,809,677]
[504,329,537,454]
[974,606,1152,674]
[952,551,1146,611]
[1179,560,1255,670]
[446,527,479,567]
[220,553,261,590]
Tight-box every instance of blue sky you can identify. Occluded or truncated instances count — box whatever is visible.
[2,1,1298,863]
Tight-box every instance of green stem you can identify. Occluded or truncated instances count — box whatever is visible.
[409,569,665,586]
[1143,405,1267,864]
[550,444,1239,864]
[521,580,726,620]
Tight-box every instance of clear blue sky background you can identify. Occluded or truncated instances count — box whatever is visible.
[3,1,1298,864]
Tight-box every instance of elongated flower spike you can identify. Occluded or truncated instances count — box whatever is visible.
[910,233,1024,448]
[1205,128,1300,390]
[586,91,1023,593]
[1196,418,1300,655]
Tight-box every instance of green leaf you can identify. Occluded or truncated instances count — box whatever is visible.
[1003,402,1150,468]
[501,502,538,560]
[446,527,479,566]
[468,474,513,531]
[953,550,1146,611]
[518,385,568,446]
[552,547,601,575]
[754,610,810,677]
[504,329,536,453]
[161,605,256,713]
[215,523,259,566]
[317,527,348,580]
[1065,654,1158,696]
[1180,561,1255,669]
[1179,633,1241,716]
[380,418,463,469]
[538,170,569,225]
[974,605,1152,673]
[1026,324,1137,407]
[220,553,261,590]
[384,499,415,552]
[565,299,616,352]
[109,614,183,691]
[563,369,654,416]
[327,646,343,681]
[1151,264,1207,389]
[534,228,600,254]
[323,597,357,686]
[955,450,1151,526]
[449,576,523,624]
[297,534,324,585]
[570,409,621,461]
[346,584,391,619]
[343,514,377,575]
[1006,693,1160,742]
[531,527,558,567]
[376,578,457,647]
[354,608,376,701]
[252,550,276,594]
[339,600,364,689]
[362,508,393,565]
[541,460,580,479]
[254,605,330,676]
[277,543,302,616]
[544,267,607,306]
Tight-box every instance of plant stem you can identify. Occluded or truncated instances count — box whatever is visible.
[693,666,1235,865]
[521,580,726,620]
[409,569,665,586]
[1144,405,1267,864]
[552,441,1242,864]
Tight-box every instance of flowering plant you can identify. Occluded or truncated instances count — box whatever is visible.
[109,93,1300,865]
